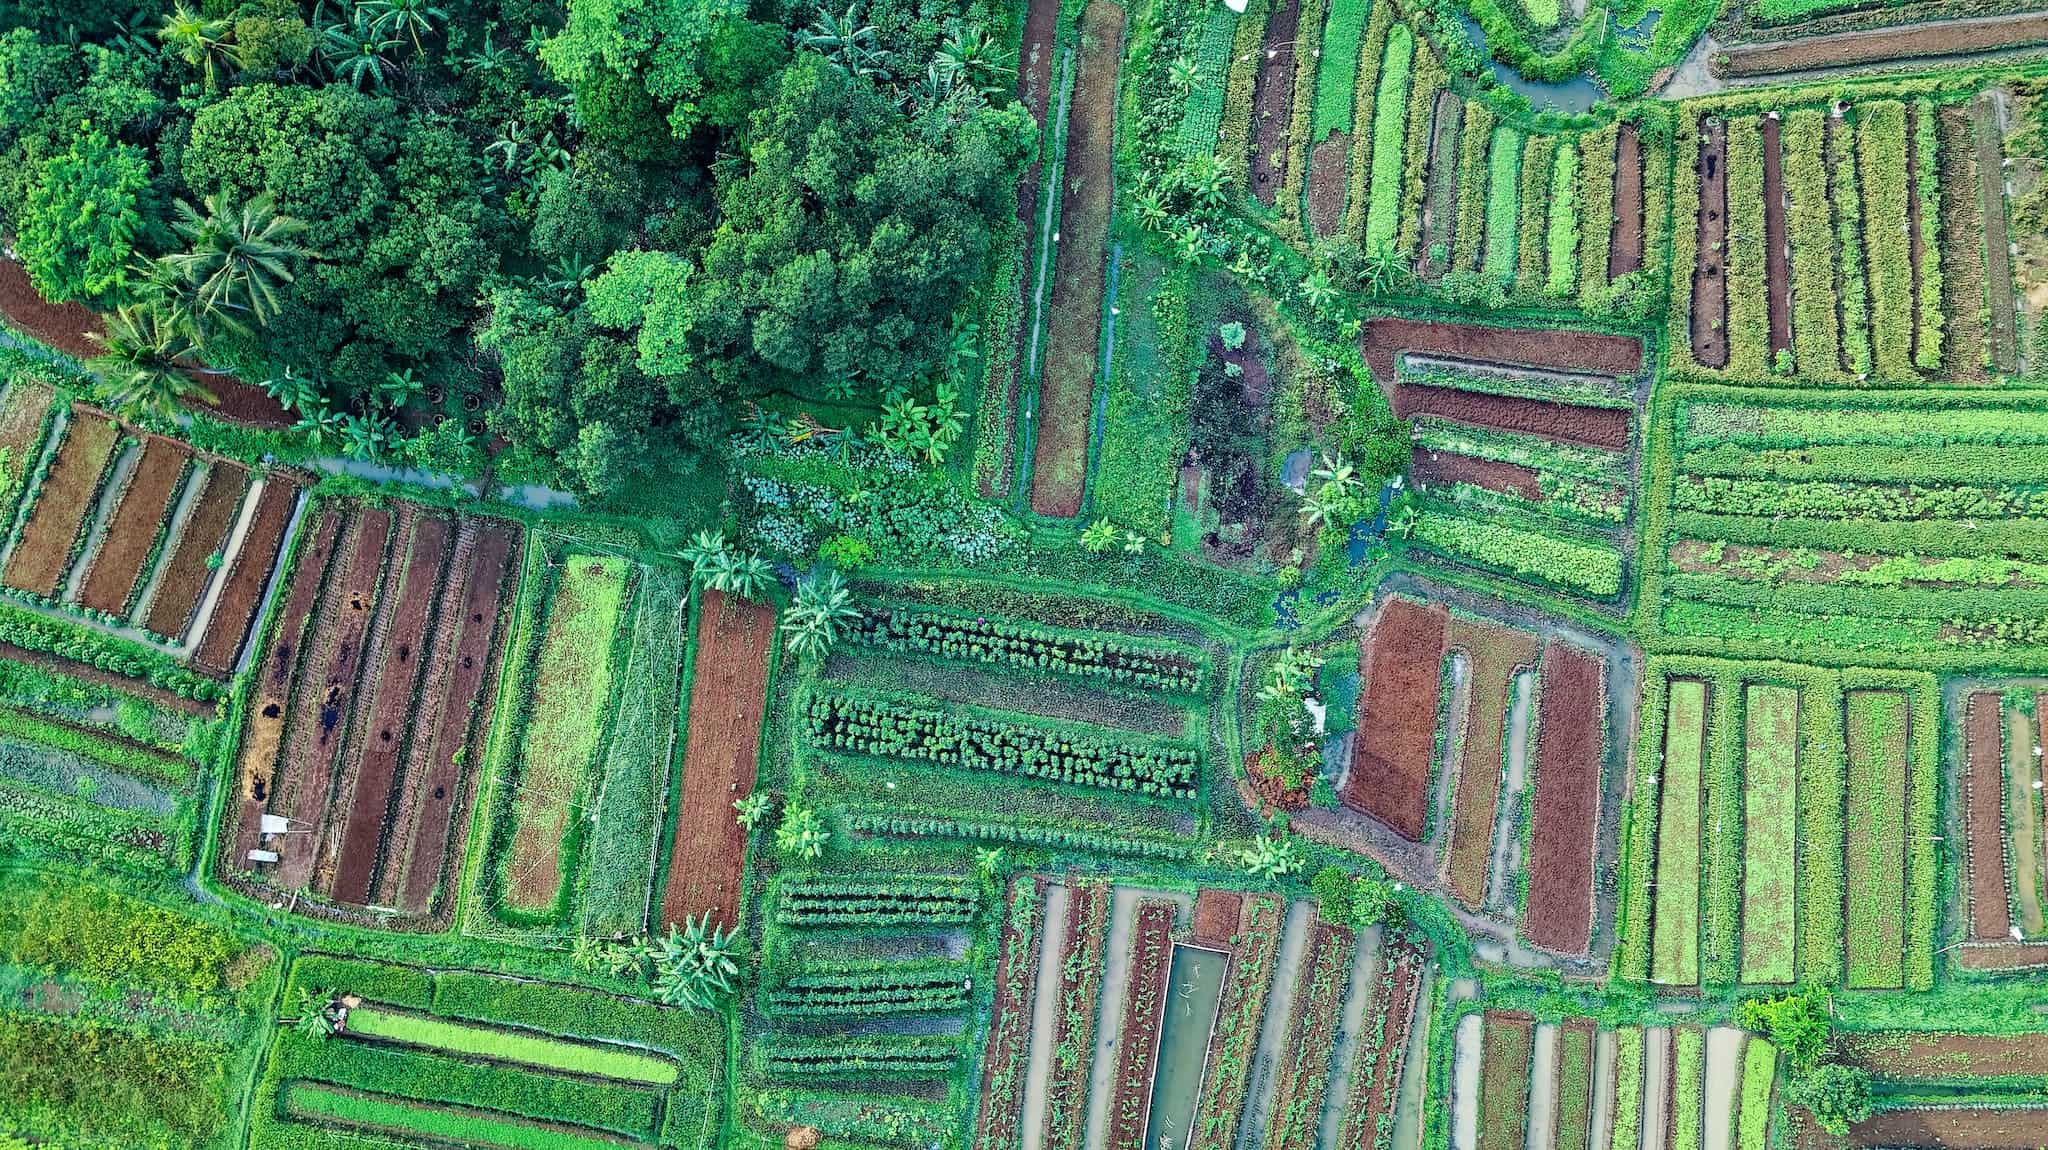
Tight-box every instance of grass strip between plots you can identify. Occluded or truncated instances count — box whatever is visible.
[343,1006,678,1086]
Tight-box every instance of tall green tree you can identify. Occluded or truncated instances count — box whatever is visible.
[163,193,307,331]
[89,304,217,420]
[540,0,785,155]
[15,125,147,303]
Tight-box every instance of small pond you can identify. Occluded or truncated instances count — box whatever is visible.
[1455,14,1609,114]
[1143,944,1229,1150]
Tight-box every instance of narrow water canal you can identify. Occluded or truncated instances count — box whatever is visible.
[1142,945,1228,1150]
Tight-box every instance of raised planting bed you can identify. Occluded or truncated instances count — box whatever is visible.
[190,472,302,675]
[764,959,972,1017]
[657,589,774,930]
[1523,641,1606,955]
[1740,684,1799,984]
[1044,880,1110,1150]
[974,879,1046,1150]
[1784,108,1844,380]
[342,1004,678,1084]
[74,436,190,616]
[1028,0,1126,519]
[1760,115,1791,357]
[391,520,519,915]
[1409,448,1542,501]
[140,462,249,640]
[4,409,119,598]
[1262,919,1356,1149]
[1188,893,1284,1150]
[1689,117,1729,371]
[1610,122,1645,279]
[1652,678,1706,987]
[326,514,453,906]
[1392,380,1633,452]
[494,554,630,918]
[1844,689,1908,988]
[774,876,981,928]
[1190,889,1241,948]
[1248,0,1302,207]
[2007,699,2047,936]
[1964,691,2012,941]
[1836,1106,2048,1148]
[1445,618,1537,907]
[1936,105,1989,383]
[1363,318,1642,389]
[1335,936,1429,1150]
[1418,91,1464,281]
[1857,102,1916,381]
[1717,10,2048,77]
[1343,596,1447,841]
[271,507,395,894]
[1839,1030,2048,1078]
[1554,1018,1598,1150]
[280,1083,638,1150]
[1107,898,1176,1149]
[1973,94,2019,373]
[848,606,1206,694]
[1477,1011,1535,1150]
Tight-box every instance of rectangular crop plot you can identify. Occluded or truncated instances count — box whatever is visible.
[1524,642,1605,954]
[142,461,250,640]
[1445,618,1537,907]
[190,473,302,675]
[2005,703,2045,936]
[1965,692,2013,941]
[1844,689,1909,989]
[497,554,629,916]
[75,435,189,616]
[1740,685,1799,984]
[283,1084,637,1150]
[343,1005,678,1085]
[5,409,119,598]
[1344,596,1447,840]
[1652,679,1705,986]
[1477,1011,1534,1150]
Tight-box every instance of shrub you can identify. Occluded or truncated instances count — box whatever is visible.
[847,605,1207,693]
[1,880,238,1002]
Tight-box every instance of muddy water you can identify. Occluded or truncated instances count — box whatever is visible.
[1021,883,1074,1150]
[1527,1023,1560,1150]
[1452,1012,1484,1150]
[1238,899,1316,1147]
[1390,967,1436,1150]
[1703,1027,1746,1150]
[1431,654,1473,862]
[1589,1029,1619,1150]
[1641,1029,1672,1150]
[1487,669,1537,915]
[1145,944,1229,1150]
[1315,925,1385,1150]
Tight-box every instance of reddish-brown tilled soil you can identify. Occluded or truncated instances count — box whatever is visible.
[1345,597,1448,842]
[76,437,190,616]
[975,877,1047,1149]
[1843,1107,2048,1148]
[1974,95,2019,373]
[1444,619,1537,908]
[1720,11,2048,77]
[1028,0,1125,519]
[1937,106,1990,384]
[1362,318,1643,383]
[1338,938,1427,1148]
[657,589,776,930]
[1192,888,1243,947]
[192,474,301,675]
[1249,0,1301,206]
[230,507,345,867]
[1523,642,1605,955]
[1308,133,1351,238]
[1964,692,2012,942]
[1691,118,1730,370]
[1411,447,1543,501]
[1396,384,1632,451]
[1957,940,2048,970]
[396,521,518,914]
[1108,899,1176,1148]
[273,508,393,894]
[328,514,452,906]
[1839,1031,2048,1078]
[1610,123,1644,279]
[4,410,118,598]
[1761,115,1792,356]
[0,259,101,360]
[143,463,250,639]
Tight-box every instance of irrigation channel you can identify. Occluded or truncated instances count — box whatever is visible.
[1141,943,1230,1149]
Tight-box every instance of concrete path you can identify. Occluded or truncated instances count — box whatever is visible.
[1020,883,1073,1150]
[1703,1028,1747,1150]
[1237,899,1316,1148]
[1316,924,1385,1150]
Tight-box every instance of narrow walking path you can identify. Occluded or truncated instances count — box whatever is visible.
[1451,1012,1483,1150]
[1020,883,1074,1150]
[1527,1022,1559,1150]
[1390,967,1436,1150]
[1703,1027,1747,1150]
[1239,898,1316,1146]
[1086,886,1191,1150]
[1642,1028,1673,1150]
[1589,1029,1619,1150]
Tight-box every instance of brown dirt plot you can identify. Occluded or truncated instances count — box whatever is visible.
[1344,597,1448,842]
[1361,318,1643,384]
[1761,115,1792,357]
[192,474,301,675]
[75,436,189,616]
[1964,692,2012,942]
[1249,0,1302,207]
[1610,122,1645,280]
[1444,618,1537,908]
[1410,447,1543,501]
[4,409,119,598]
[1691,118,1730,370]
[1719,11,2048,77]
[1523,642,1605,955]
[143,463,251,640]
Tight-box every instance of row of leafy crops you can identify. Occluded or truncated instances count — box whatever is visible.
[803,688,1200,798]
[773,876,982,927]
[763,959,972,1017]
[848,605,1206,692]
[754,1033,962,1079]
[1412,506,1625,599]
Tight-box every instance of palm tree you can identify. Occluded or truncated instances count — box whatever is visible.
[776,805,830,861]
[780,570,859,663]
[799,4,889,80]
[1240,833,1303,879]
[322,8,403,91]
[1363,244,1411,296]
[164,195,307,330]
[362,0,447,55]
[159,5,235,91]
[1167,54,1198,91]
[378,368,424,409]
[284,986,338,1038]
[293,404,343,449]
[89,304,216,420]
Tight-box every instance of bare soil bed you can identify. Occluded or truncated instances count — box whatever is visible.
[1761,115,1792,356]
[75,436,189,616]
[1691,118,1730,369]
[1249,0,1302,206]
[1974,94,2019,372]
[1309,133,1351,237]
[1719,11,2048,77]
[657,589,776,930]
[1395,384,1632,451]
[1610,123,1645,279]
[1028,0,1126,519]
[1523,642,1605,955]
[0,259,102,360]
[392,520,519,914]
[327,514,452,905]
[5,410,118,598]
[1344,597,1448,841]
[1838,1030,2048,1077]
[1362,318,1643,383]
[1839,1106,2048,1148]
[1189,893,1284,1150]
[1964,691,2012,942]
[1444,618,1536,907]
[1937,105,1991,383]
[1411,447,1543,501]
[143,463,250,639]
[192,474,302,675]
[1192,889,1242,947]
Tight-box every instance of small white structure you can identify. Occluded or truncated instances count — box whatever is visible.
[246,849,281,865]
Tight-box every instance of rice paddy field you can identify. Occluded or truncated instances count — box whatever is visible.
[7,0,2048,1147]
